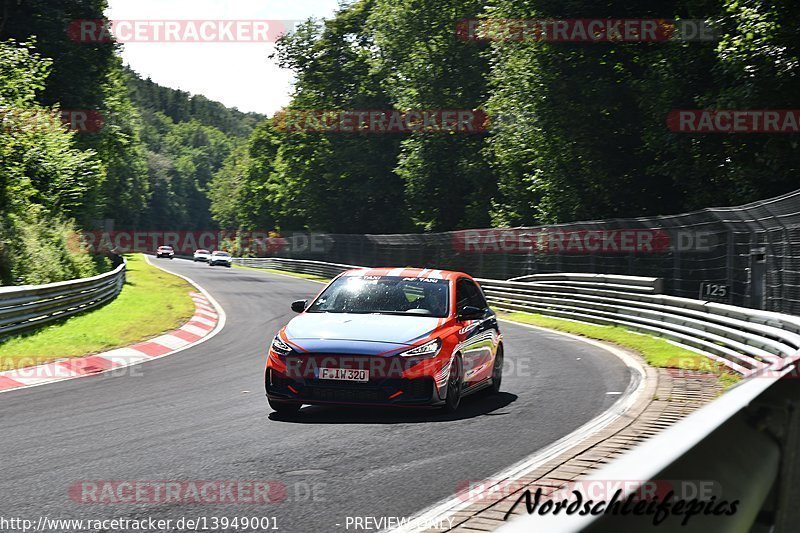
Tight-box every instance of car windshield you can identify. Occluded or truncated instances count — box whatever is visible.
[307,275,450,317]
[196,250,208,254]
[214,252,230,257]
[159,247,172,251]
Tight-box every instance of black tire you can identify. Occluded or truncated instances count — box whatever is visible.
[268,398,302,414]
[442,354,463,412]
[490,344,504,394]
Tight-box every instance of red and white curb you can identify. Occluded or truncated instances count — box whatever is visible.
[0,265,225,393]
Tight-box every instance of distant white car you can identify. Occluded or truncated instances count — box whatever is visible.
[193,249,211,262]
[156,245,174,259]
[209,251,232,267]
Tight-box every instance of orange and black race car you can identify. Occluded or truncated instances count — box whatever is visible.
[265,268,503,414]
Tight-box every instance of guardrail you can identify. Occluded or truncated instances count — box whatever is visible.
[236,256,800,531]
[508,272,664,295]
[234,257,800,378]
[232,257,362,279]
[0,261,126,340]
[476,277,800,377]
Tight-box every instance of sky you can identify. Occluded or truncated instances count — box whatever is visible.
[106,0,341,116]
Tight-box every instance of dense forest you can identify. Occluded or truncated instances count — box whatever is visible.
[2,0,800,284]
[0,0,262,284]
[211,0,800,232]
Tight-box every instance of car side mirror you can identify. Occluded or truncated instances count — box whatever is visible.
[291,299,308,313]
[457,305,484,321]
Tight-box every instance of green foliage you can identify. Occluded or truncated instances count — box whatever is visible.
[368,0,494,230]
[130,70,259,230]
[211,9,409,233]
[4,0,800,276]
[217,0,800,232]
[0,211,99,285]
[0,40,105,285]
[125,69,265,138]
[485,0,800,224]
[0,5,255,287]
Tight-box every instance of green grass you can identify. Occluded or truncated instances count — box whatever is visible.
[0,254,196,370]
[500,311,740,388]
[232,263,329,283]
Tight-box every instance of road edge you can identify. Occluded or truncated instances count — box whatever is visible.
[0,254,226,394]
[387,319,651,533]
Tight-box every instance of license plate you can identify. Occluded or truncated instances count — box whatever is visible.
[318,367,369,382]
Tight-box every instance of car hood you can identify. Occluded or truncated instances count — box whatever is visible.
[285,313,442,353]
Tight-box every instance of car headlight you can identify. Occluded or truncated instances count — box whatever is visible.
[271,336,293,356]
[399,338,441,358]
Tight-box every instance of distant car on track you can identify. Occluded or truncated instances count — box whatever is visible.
[208,251,232,267]
[193,249,211,262]
[265,268,503,414]
[156,245,174,259]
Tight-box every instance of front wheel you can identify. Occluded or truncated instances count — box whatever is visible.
[268,398,302,414]
[490,344,504,394]
[442,355,463,412]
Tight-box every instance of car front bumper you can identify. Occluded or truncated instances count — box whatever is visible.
[265,358,447,407]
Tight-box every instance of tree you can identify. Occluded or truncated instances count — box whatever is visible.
[0,39,103,284]
[368,0,495,230]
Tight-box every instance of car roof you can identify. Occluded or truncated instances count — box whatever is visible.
[339,267,469,281]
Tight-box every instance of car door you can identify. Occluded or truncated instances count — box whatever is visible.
[455,278,496,385]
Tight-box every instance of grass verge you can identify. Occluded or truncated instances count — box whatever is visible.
[500,311,740,388]
[0,254,196,370]
[232,263,329,283]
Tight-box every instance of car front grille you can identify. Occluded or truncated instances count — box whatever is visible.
[269,367,433,404]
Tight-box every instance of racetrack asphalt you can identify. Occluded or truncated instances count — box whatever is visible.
[0,259,632,533]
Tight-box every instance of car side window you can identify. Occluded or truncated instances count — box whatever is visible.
[468,281,489,309]
[456,279,487,310]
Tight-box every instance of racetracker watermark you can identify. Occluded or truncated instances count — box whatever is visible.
[0,360,144,378]
[457,478,724,505]
[83,230,331,256]
[0,109,104,133]
[68,480,325,504]
[276,354,531,380]
[456,18,717,42]
[69,19,302,43]
[668,109,800,133]
[273,109,488,133]
[451,229,717,254]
